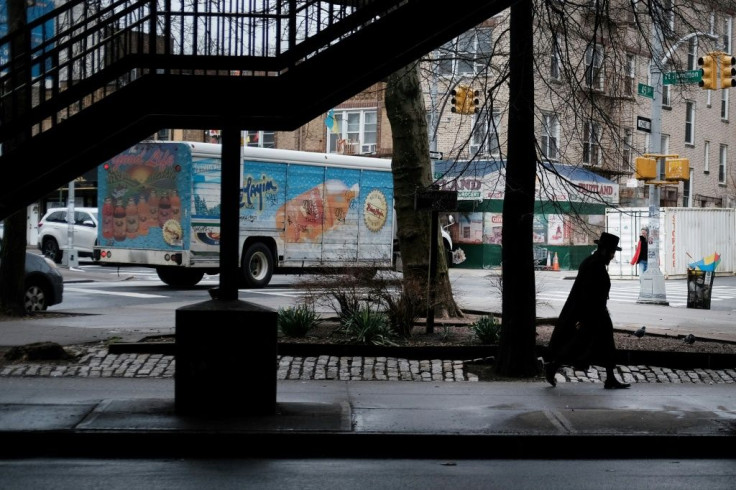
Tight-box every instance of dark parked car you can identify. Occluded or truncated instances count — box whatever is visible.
[0,243,64,312]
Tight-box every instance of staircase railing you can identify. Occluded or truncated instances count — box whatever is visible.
[0,0,400,150]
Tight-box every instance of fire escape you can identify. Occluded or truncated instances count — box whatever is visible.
[0,0,513,219]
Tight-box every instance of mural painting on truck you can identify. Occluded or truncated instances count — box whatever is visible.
[433,159,619,270]
[98,144,191,252]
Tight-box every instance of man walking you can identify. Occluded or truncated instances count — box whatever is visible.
[544,232,630,389]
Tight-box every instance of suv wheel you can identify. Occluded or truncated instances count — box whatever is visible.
[24,281,49,312]
[42,237,62,264]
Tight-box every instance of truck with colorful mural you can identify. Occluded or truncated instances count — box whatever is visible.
[93,142,395,288]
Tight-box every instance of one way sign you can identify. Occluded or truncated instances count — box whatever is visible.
[637,116,652,133]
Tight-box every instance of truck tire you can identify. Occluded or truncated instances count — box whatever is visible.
[156,267,205,288]
[242,242,273,288]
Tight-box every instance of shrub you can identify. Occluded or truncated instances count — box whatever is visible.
[375,277,422,339]
[340,307,398,346]
[470,315,501,344]
[278,304,319,338]
[297,271,371,327]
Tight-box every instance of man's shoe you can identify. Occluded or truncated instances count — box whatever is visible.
[545,362,558,387]
[604,378,630,389]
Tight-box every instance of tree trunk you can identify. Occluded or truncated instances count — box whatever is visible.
[0,0,31,316]
[495,0,539,377]
[385,62,461,319]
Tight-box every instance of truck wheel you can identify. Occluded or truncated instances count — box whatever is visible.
[156,267,204,288]
[242,242,273,288]
[42,237,62,264]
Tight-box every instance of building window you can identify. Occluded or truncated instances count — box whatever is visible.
[683,168,693,206]
[687,37,698,70]
[585,43,604,90]
[245,130,275,148]
[651,61,671,106]
[721,88,729,120]
[541,113,559,161]
[664,0,675,32]
[155,129,171,141]
[625,54,635,96]
[719,144,727,184]
[623,128,633,171]
[723,15,733,54]
[327,109,377,154]
[685,101,695,144]
[704,141,710,173]
[438,27,492,77]
[470,108,501,157]
[550,33,561,80]
[662,64,671,106]
[583,121,601,165]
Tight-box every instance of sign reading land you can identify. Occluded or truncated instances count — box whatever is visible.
[663,70,702,85]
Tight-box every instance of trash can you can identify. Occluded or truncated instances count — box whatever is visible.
[686,269,715,309]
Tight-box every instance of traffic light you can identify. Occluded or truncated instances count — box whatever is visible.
[451,85,467,114]
[721,54,736,89]
[699,55,717,90]
[468,89,480,113]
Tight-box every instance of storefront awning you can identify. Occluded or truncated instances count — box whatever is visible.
[433,159,619,205]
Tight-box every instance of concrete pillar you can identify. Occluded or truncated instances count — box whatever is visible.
[175,299,277,416]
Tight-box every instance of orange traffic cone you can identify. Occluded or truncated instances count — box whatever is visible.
[553,252,560,271]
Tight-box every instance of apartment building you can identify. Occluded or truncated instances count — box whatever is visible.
[271,2,735,210]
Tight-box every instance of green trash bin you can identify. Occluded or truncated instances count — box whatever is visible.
[686,269,715,309]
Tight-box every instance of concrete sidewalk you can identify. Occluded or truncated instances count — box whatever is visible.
[1,262,733,460]
[0,376,735,459]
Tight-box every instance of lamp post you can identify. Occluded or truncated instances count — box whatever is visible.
[637,19,717,305]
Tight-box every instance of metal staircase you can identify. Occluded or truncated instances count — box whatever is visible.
[0,0,512,219]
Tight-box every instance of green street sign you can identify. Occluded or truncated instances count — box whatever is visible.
[637,83,654,99]
[663,70,702,85]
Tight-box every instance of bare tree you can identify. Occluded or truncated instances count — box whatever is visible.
[385,62,462,320]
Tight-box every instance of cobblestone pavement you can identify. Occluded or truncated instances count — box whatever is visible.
[1,345,735,384]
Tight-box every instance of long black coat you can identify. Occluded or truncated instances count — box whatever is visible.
[547,250,616,370]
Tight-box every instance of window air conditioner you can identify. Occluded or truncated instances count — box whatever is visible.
[361,143,377,154]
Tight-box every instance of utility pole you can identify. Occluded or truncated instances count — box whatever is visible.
[637,15,668,305]
[637,19,717,305]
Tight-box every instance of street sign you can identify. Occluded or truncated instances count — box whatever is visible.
[663,70,702,85]
[637,83,654,99]
[636,116,652,133]
[414,189,458,211]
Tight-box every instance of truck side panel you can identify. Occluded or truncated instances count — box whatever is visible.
[190,154,222,262]
[358,170,393,262]
[322,167,361,262]
[98,143,191,255]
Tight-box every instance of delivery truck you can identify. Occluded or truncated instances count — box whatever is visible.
[93,141,396,288]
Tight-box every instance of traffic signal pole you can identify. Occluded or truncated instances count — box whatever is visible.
[637,22,718,305]
[638,12,668,305]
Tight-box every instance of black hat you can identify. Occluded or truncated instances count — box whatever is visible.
[594,232,622,251]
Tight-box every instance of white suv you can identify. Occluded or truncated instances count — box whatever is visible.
[37,207,99,263]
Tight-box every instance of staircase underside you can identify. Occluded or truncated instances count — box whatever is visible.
[0,0,513,219]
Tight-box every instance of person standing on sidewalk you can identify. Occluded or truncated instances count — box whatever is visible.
[630,227,648,275]
[544,232,630,389]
